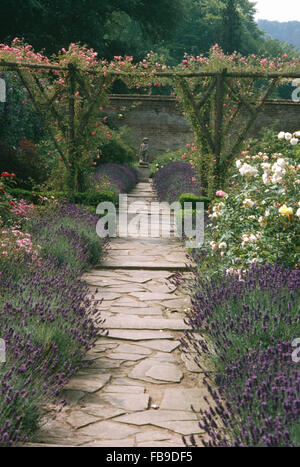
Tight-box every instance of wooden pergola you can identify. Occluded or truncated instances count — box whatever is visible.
[1,59,300,191]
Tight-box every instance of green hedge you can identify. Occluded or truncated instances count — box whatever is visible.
[7,188,117,207]
[179,193,211,210]
[72,190,117,207]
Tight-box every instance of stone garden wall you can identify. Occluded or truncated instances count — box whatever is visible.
[107,94,300,160]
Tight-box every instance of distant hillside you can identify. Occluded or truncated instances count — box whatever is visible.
[257,20,300,49]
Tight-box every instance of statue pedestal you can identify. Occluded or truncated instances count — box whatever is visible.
[138,163,150,182]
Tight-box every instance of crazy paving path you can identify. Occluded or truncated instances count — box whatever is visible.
[31,182,210,447]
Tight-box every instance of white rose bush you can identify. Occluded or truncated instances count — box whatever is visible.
[183,131,300,447]
[204,131,300,270]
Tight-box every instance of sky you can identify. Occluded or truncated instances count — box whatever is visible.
[254,0,300,22]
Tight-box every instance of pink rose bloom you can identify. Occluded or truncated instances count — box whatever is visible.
[216,190,227,197]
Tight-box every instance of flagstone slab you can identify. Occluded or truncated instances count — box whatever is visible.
[65,374,111,393]
[108,330,173,340]
[93,342,119,351]
[130,292,182,301]
[111,299,150,308]
[115,410,198,426]
[87,358,124,370]
[148,420,202,435]
[103,385,145,394]
[136,429,182,443]
[65,411,100,429]
[90,292,121,301]
[79,421,139,439]
[141,284,177,293]
[109,307,163,316]
[37,430,88,446]
[105,316,188,331]
[113,343,152,355]
[81,405,125,420]
[81,439,135,447]
[145,364,183,383]
[161,298,190,309]
[110,377,145,387]
[151,352,177,362]
[128,359,180,384]
[101,393,150,411]
[99,285,147,293]
[112,276,152,284]
[106,353,147,361]
[135,340,180,353]
[27,443,75,447]
[100,261,188,269]
[160,388,208,412]
[137,441,184,447]
[85,279,124,287]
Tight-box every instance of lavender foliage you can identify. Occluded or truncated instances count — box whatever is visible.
[93,163,138,193]
[27,202,107,269]
[178,263,300,447]
[153,161,201,203]
[0,203,106,446]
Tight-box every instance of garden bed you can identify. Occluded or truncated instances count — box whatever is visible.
[0,201,106,446]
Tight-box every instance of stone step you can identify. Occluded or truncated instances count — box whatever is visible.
[97,263,189,271]
[105,316,188,331]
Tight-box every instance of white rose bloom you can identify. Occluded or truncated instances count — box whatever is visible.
[296,208,300,219]
[272,172,284,184]
[236,159,242,168]
[219,242,227,249]
[272,166,285,175]
[293,131,300,138]
[290,138,299,145]
[285,132,292,141]
[261,163,271,172]
[210,241,218,250]
[278,131,285,140]
[239,163,259,177]
[243,198,255,208]
[276,158,286,168]
[241,234,250,244]
[262,173,271,185]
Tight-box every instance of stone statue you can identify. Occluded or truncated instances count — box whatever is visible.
[139,138,149,164]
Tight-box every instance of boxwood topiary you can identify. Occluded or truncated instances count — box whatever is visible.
[179,193,211,210]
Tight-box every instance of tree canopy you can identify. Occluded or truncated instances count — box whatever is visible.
[0,0,298,63]
[0,0,184,58]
